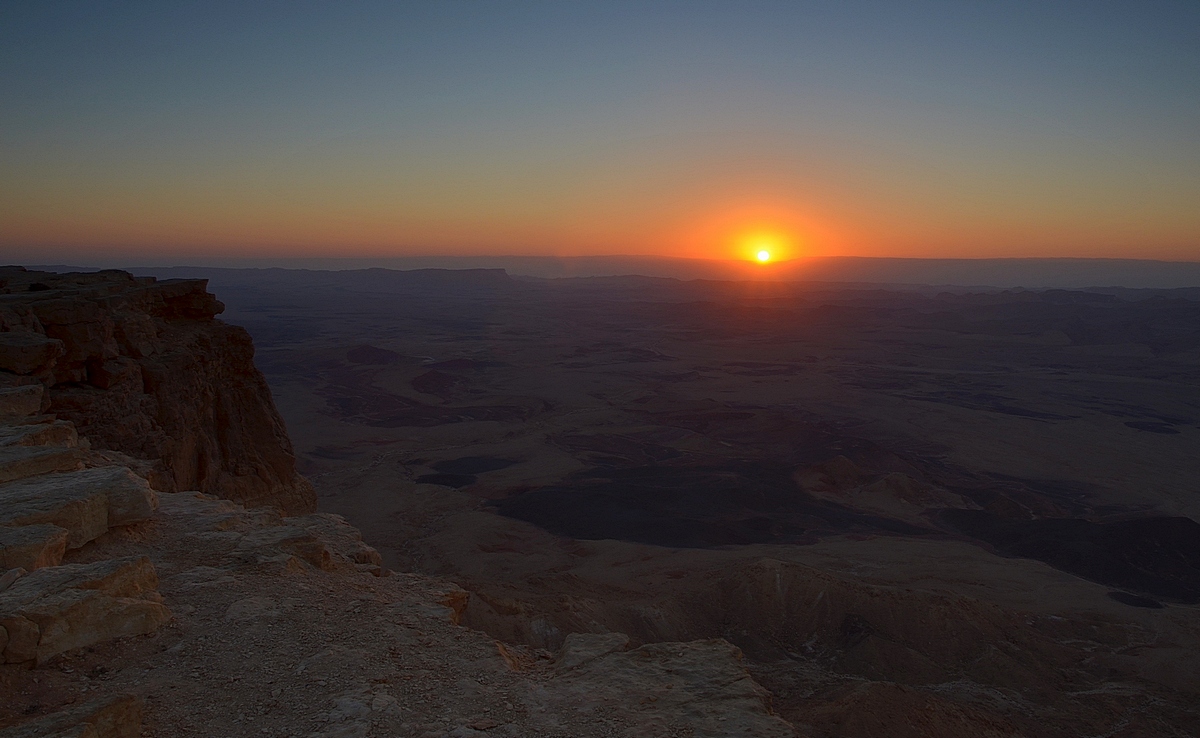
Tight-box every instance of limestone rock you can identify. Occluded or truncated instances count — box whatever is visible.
[0,267,314,514]
[84,467,159,527]
[0,445,82,485]
[0,556,169,664]
[84,358,138,391]
[0,467,157,549]
[0,524,68,570]
[0,693,141,738]
[0,385,44,417]
[155,490,259,533]
[0,331,64,377]
[0,420,78,448]
[0,567,26,592]
[293,513,387,574]
[434,583,470,625]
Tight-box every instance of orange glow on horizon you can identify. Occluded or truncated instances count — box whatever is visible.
[736,229,794,263]
[3,183,1197,263]
[747,233,782,261]
[664,196,846,262]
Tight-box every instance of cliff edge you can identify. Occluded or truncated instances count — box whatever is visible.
[0,267,314,514]
[0,267,797,737]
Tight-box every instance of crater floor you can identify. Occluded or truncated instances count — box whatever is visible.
[161,267,1200,736]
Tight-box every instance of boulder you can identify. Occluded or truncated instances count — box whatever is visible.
[0,467,157,548]
[0,445,82,485]
[0,556,169,664]
[0,524,68,570]
[0,332,63,376]
[293,513,387,574]
[0,385,44,417]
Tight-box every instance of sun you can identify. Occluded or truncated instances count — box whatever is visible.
[738,230,788,263]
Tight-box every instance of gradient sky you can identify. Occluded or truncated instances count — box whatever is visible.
[2,1,1198,262]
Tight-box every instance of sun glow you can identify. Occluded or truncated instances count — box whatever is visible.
[738,230,790,263]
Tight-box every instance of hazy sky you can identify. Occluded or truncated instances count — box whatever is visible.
[3,1,1198,261]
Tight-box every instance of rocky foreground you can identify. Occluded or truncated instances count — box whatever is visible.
[0,269,795,737]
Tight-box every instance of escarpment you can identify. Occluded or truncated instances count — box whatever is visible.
[0,267,314,514]
[0,266,798,738]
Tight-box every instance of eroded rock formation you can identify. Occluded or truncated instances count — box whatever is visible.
[0,267,314,514]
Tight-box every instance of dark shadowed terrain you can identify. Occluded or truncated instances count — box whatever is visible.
[125,265,1200,737]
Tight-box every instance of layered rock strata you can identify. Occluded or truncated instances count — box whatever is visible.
[0,267,314,514]
[0,382,166,670]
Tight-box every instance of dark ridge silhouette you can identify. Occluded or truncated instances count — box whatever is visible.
[39,257,1200,290]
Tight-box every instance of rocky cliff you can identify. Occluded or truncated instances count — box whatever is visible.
[0,267,314,514]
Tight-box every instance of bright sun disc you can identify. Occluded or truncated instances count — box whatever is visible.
[756,250,771,263]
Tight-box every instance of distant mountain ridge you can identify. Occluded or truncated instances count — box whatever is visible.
[25,255,1200,289]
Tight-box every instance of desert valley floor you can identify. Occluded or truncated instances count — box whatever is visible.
[140,266,1200,736]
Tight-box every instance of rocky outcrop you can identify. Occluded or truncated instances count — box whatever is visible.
[3,479,800,737]
[0,524,67,571]
[0,381,168,673]
[0,267,313,514]
[0,556,169,665]
[0,467,158,551]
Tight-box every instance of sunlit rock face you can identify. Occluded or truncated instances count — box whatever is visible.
[0,267,315,514]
